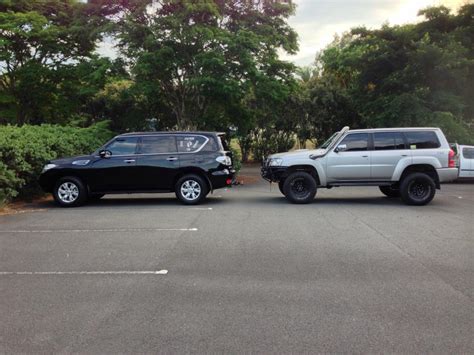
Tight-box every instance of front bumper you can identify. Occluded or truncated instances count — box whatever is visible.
[437,168,459,183]
[261,166,288,182]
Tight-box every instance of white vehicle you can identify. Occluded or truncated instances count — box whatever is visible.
[262,127,458,206]
[457,145,474,178]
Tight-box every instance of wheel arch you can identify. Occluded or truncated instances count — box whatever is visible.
[398,164,440,189]
[285,165,321,185]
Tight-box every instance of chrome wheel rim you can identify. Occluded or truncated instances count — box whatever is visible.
[180,180,201,201]
[57,182,79,203]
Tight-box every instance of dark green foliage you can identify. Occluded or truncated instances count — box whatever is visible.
[0,122,113,204]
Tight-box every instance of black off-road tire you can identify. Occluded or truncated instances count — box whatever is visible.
[379,185,400,198]
[175,174,208,205]
[278,180,285,195]
[400,173,436,206]
[283,171,317,204]
[53,176,88,207]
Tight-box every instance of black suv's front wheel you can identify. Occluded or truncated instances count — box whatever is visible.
[400,173,436,206]
[53,176,88,207]
[175,174,208,205]
[283,172,317,204]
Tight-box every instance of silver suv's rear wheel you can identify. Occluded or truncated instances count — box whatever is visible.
[400,173,436,206]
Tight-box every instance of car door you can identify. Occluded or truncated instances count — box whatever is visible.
[136,135,180,190]
[326,133,371,181]
[88,136,140,192]
[371,131,411,180]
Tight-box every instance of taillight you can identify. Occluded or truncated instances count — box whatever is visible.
[448,149,456,168]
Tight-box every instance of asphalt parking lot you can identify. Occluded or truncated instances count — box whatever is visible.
[1,166,473,353]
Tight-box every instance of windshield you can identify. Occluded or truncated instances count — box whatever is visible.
[319,131,339,149]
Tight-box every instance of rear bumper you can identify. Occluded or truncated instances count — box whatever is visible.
[437,168,459,183]
[210,169,235,189]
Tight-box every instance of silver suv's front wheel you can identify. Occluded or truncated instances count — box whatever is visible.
[283,171,317,204]
[175,174,208,205]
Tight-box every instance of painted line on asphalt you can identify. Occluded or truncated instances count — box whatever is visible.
[0,270,168,275]
[190,207,212,210]
[0,228,198,233]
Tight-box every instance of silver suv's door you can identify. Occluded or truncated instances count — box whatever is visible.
[371,132,410,180]
[326,133,371,181]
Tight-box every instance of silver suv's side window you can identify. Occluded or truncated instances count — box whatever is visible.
[404,131,440,149]
[373,132,405,150]
[339,133,369,151]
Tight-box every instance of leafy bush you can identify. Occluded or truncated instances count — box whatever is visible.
[0,122,113,205]
[251,129,296,162]
[230,146,242,173]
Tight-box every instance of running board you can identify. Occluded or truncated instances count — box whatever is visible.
[328,181,394,187]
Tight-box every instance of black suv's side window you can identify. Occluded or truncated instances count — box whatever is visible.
[373,132,406,150]
[140,136,176,154]
[106,137,138,155]
[339,133,369,151]
[177,135,208,153]
[404,131,440,149]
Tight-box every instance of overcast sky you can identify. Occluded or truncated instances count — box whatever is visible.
[96,0,469,67]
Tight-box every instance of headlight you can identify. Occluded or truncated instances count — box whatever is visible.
[72,159,90,166]
[269,158,283,166]
[42,163,57,172]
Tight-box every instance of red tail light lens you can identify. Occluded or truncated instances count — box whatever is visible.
[448,149,456,168]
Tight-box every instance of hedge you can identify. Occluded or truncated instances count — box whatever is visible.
[0,122,114,205]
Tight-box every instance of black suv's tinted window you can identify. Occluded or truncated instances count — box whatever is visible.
[339,133,369,151]
[463,147,474,159]
[177,135,208,153]
[106,137,138,155]
[374,132,406,150]
[140,136,176,154]
[405,131,440,149]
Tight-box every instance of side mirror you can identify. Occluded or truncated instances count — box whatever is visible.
[335,144,347,153]
[99,149,112,158]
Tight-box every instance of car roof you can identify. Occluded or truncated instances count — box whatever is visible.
[347,127,440,133]
[118,131,225,137]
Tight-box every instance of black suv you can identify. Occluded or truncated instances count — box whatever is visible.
[39,132,235,206]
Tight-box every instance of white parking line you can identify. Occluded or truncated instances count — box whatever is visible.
[0,228,198,233]
[0,270,168,275]
[190,207,212,210]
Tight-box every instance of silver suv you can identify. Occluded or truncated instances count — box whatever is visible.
[261,127,458,205]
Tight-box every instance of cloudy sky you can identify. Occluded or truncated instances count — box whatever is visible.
[280,0,469,66]
[97,0,469,67]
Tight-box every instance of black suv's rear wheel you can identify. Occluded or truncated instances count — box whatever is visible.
[283,172,317,204]
[53,176,88,207]
[400,173,436,206]
[175,174,208,205]
[379,185,400,198]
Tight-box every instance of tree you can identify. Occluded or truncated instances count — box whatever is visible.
[0,0,112,124]
[114,0,298,130]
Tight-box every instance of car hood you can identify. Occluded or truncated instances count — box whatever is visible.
[269,148,326,160]
[50,155,94,165]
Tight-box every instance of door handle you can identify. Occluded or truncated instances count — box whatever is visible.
[167,157,178,161]
[362,155,369,158]
[401,154,408,157]
[123,159,135,163]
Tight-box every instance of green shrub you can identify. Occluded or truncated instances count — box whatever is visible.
[230,146,242,173]
[0,122,114,205]
[251,129,295,162]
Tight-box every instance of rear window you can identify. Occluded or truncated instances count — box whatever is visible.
[177,135,209,153]
[463,147,474,159]
[404,131,440,149]
[374,132,406,150]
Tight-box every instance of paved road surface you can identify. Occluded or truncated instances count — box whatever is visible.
[1,167,472,352]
